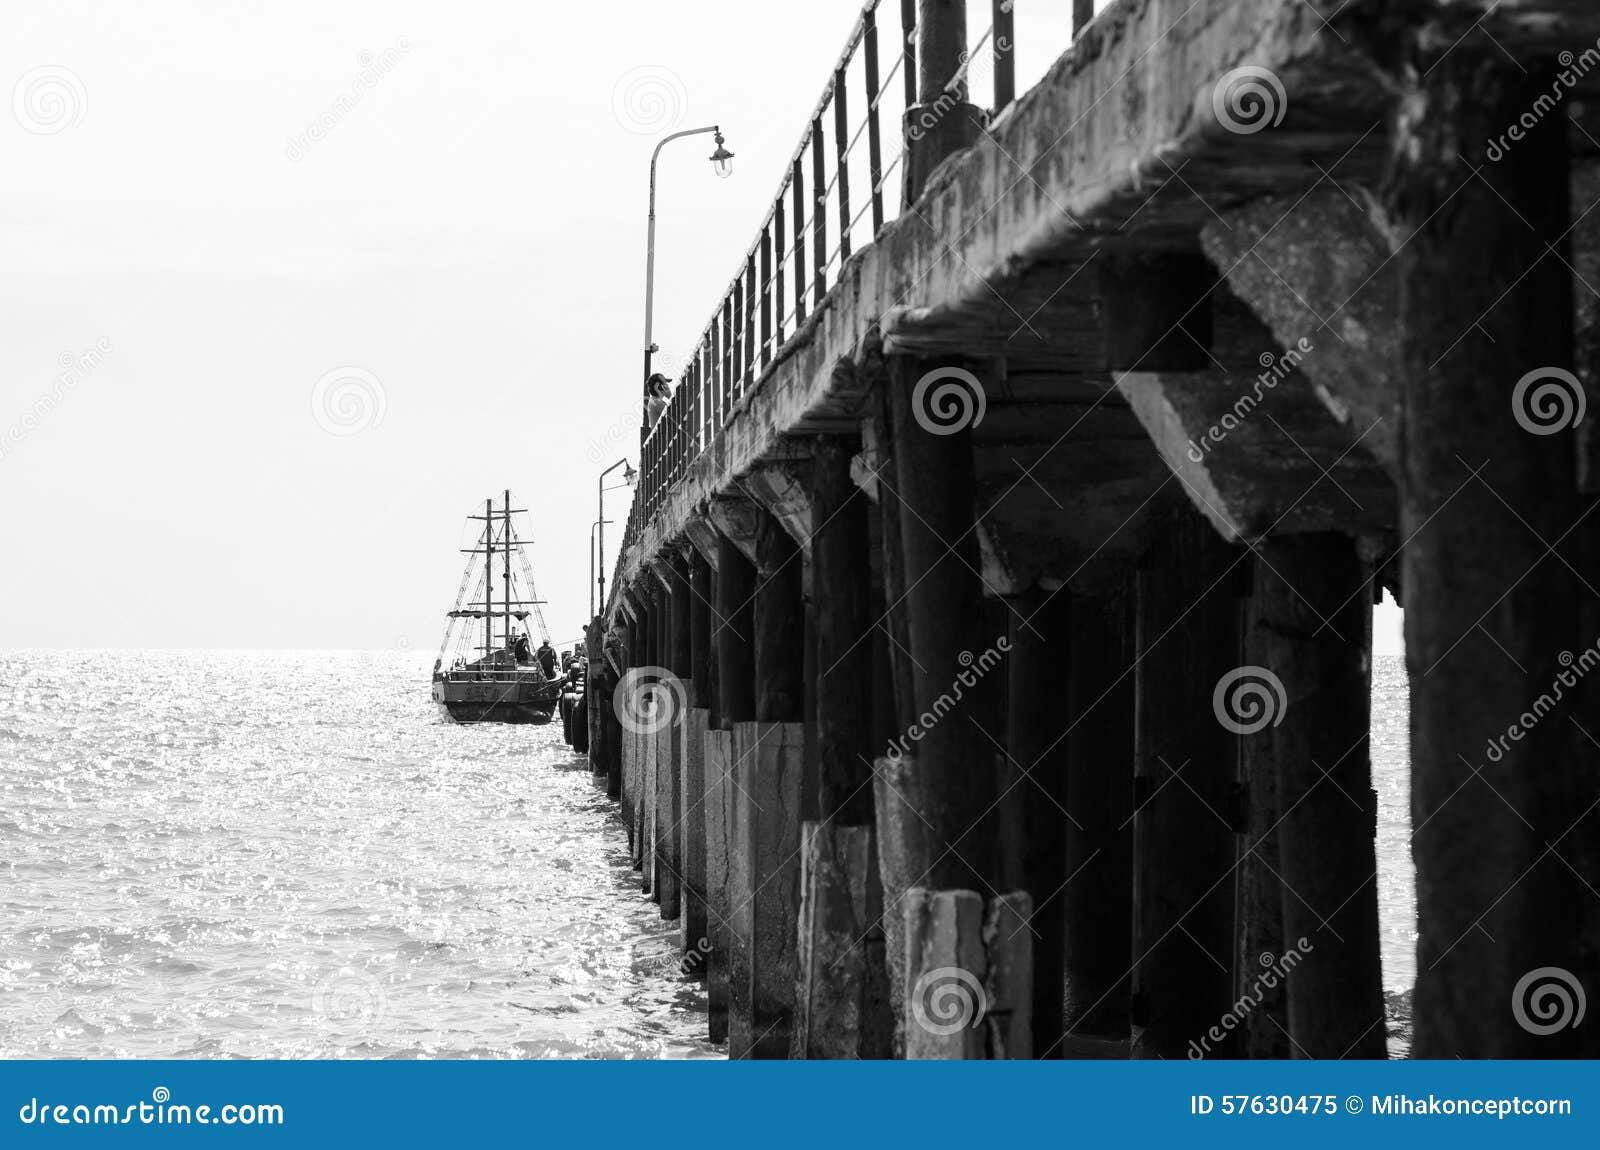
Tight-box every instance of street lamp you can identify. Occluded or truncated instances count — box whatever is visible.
[642,124,734,399]
[590,518,613,620]
[596,458,637,619]
[709,130,735,178]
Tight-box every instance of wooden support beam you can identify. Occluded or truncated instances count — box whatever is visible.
[1006,588,1071,1056]
[868,374,916,738]
[881,352,1030,1059]
[725,506,806,1058]
[1388,54,1594,1058]
[812,435,875,823]
[660,553,691,931]
[793,434,892,1059]
[586,621,604,776]
[644,582,665,901]
[754,508,805,724]
[704,726,733,1043]
[1131,500,1243,1059]
[1235,583,1292,1060]
[1063,588,1134,1050]
[602,664,623,801]
[686,548,717,966]
[626,589,649,872]
[708,531,757,1045]
[691,551,718,724]
[716,532,757,726]
[1244,533,1385,1058]
[885,351,996,893]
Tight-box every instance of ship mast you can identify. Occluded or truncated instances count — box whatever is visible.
[503,488,512,653]
[484,497,493,657]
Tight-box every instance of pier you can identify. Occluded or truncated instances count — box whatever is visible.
[578,0,1600,1058]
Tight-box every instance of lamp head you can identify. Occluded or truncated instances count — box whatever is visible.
[709,130,734,179]
[623,461,638,487]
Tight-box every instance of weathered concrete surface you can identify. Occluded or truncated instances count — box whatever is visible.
[725,723,756,1057]
[901,888,1034,1059]
[642,724,658,898]
[654,718,681,920]
[871,752,944,1058]
[1200,190,1401,471]
[904,888,989,1060]
[791,821,890,1059]
[704,728,733,1043]
[705,495,764,568]
[679,705,710,958]
[620,722,635,858]
[735,721,805,1059]
[1116,368,1395,540]
[738,460,815,549]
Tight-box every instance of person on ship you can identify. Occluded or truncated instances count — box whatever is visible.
[536,639,558,679]
[512,632,532,664]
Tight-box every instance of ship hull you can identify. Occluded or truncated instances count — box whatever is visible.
[432,676,558,725]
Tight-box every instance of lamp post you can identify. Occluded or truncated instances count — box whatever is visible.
[590,518,613,620]
[642,125,734,401]
[596,459,637,619]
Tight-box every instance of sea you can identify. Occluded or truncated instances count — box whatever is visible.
[0,649,1416,1059]
[0,650,715,1059]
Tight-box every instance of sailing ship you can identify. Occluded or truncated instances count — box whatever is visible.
[431,490,562,724]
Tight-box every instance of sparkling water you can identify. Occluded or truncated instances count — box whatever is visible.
[0,649,714,1059]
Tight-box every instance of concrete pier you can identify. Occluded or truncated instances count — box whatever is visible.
[587,0,1600,1060]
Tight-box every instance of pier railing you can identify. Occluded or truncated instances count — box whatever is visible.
[623,0,1066,600]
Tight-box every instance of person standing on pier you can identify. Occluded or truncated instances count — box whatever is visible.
[644,373,672,429]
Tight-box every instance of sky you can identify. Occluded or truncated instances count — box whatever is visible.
[1,0,1404,655]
